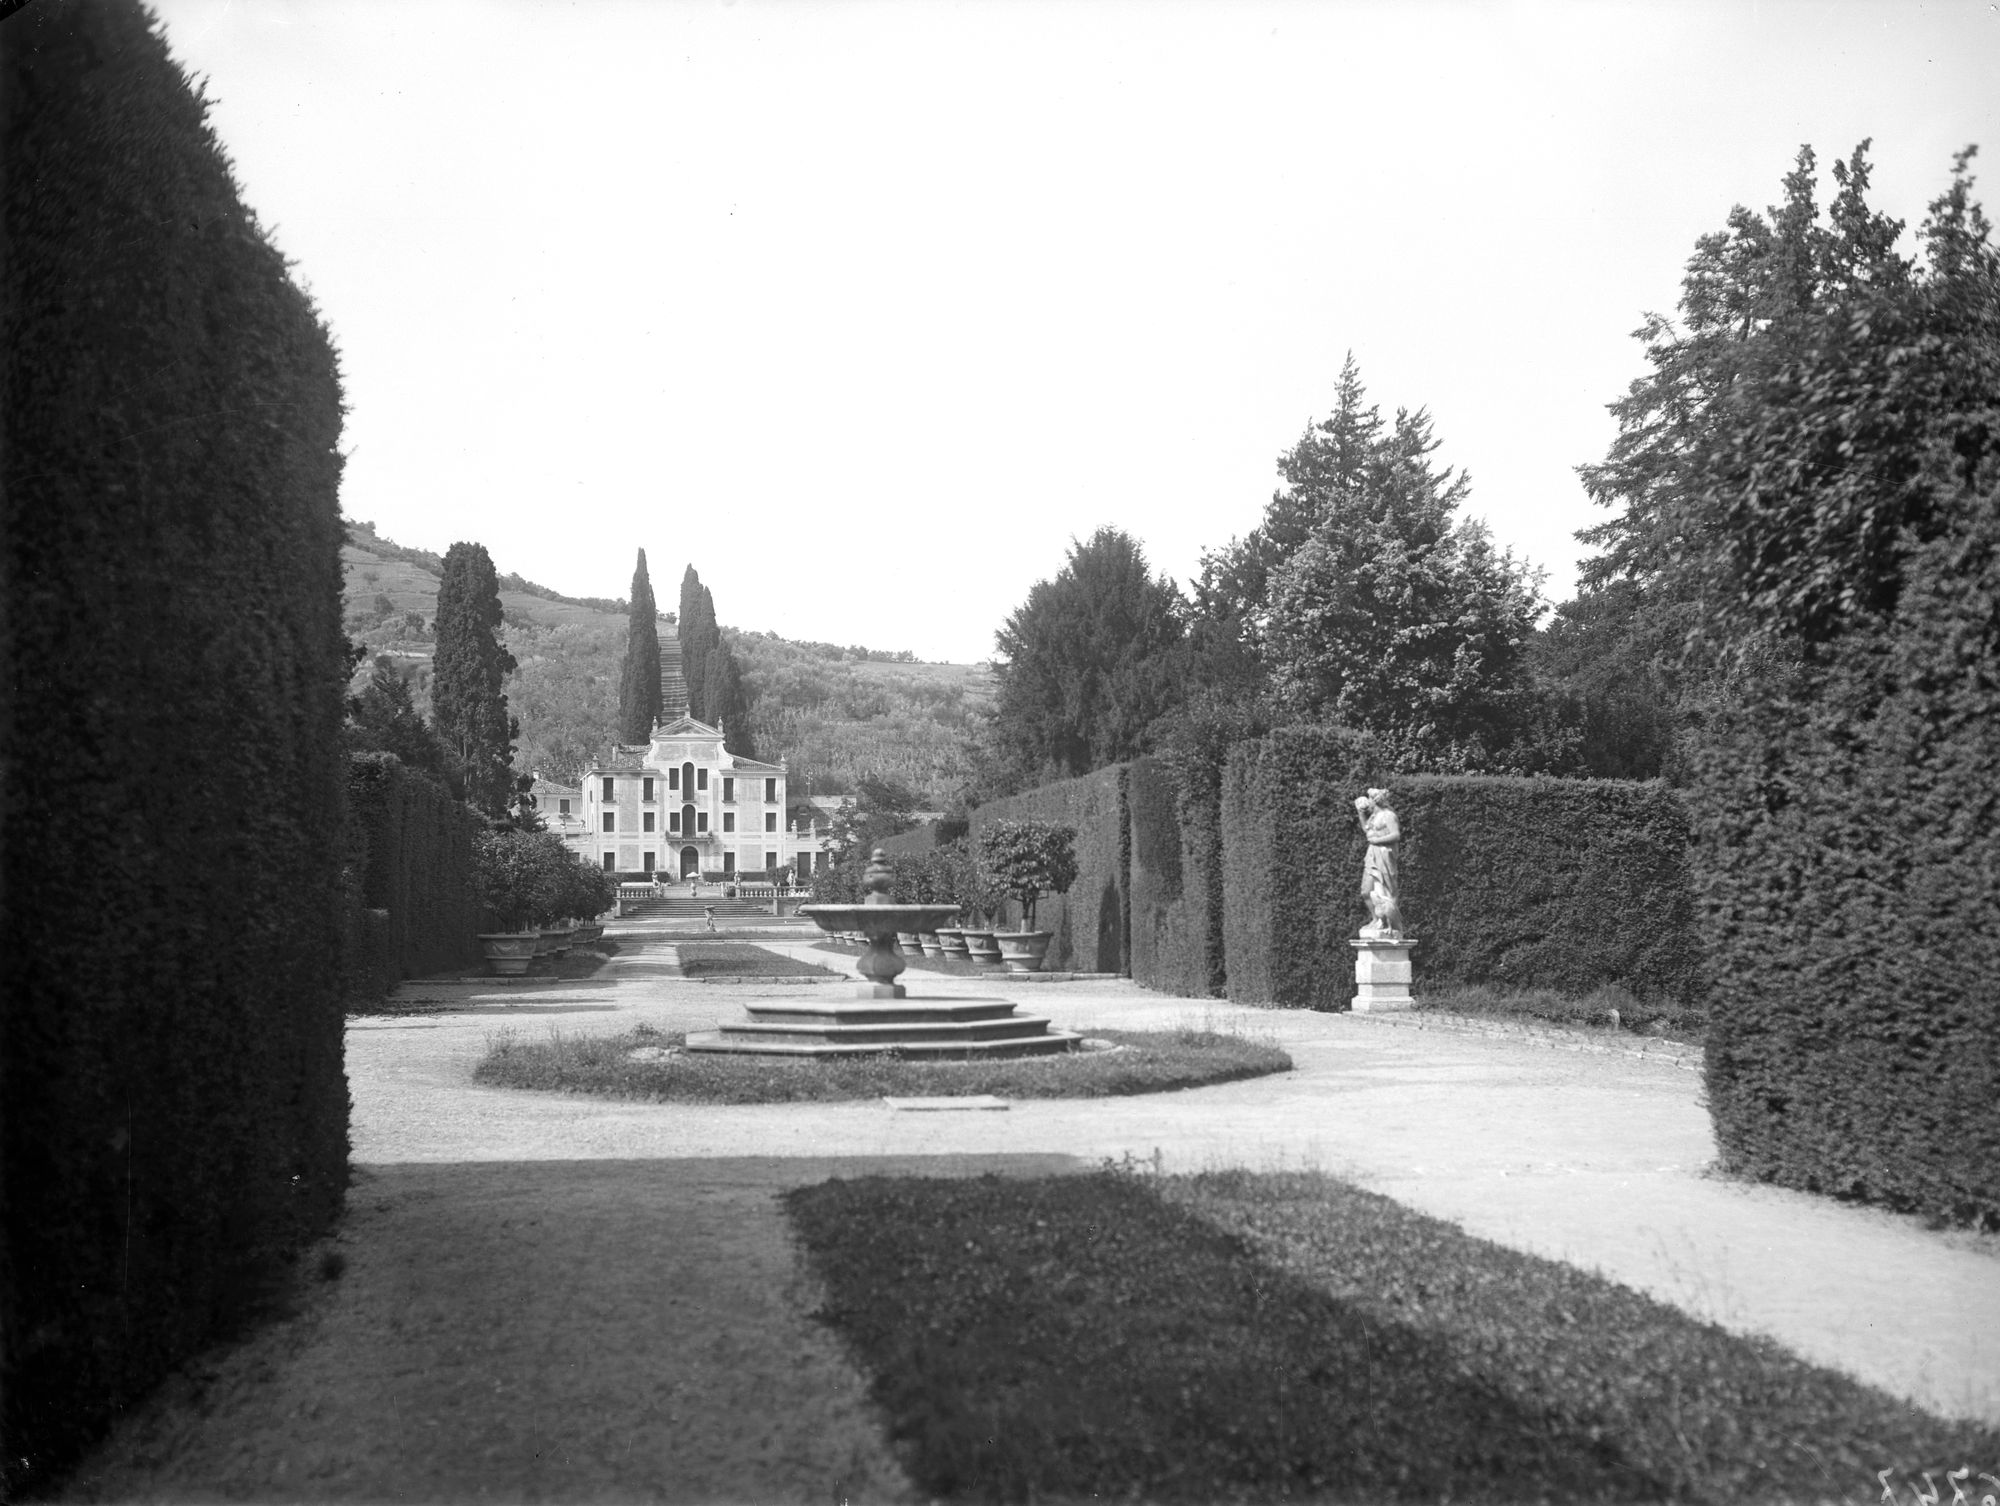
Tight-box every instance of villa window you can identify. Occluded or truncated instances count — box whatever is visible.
[643,777,654,802]
[765,850,778,871]
[697,768,708,791]
[722,777,734,803]
[765,778,777,803]
[602,777,615,801]
[723,813,736,833]
[558,798,570,816]
[764,812,777,833]
[602,813,615,832]
[602,853,615,871]
[668,767,679,790]
[697,812,709,833]
[642,852,656,873]
[643,813,656,832]
[723,852,735,875]
[669,811,680,833]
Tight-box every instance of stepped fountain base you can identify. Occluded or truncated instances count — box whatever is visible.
[685,996,1082,1059]
[685,848,1083,1059]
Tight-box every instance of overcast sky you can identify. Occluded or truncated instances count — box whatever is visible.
[147,0,1999,663]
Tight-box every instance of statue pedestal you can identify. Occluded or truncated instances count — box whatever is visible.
[1350,938,1416,1012]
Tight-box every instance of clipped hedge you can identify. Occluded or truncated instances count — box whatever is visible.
[1696,532,2000,1227]
[1128,755,1223,998]
[1222,727,1702,1010]
[2,5,351,1491]
[347,753,484,984]
[969,767,1128,973]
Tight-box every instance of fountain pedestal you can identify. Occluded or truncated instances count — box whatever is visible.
[682,849,1083,1059]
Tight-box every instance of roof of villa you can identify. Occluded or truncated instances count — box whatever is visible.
[652,714,723,738]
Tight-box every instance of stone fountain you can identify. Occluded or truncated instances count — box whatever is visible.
[682,849,1081,1059]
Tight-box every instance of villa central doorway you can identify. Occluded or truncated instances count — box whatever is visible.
[680,845,700,880]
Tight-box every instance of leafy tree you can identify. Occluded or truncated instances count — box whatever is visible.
[473,827,612,932]
[991,527,1186,779]
[976,817,1079,932]
[825,774,920,860]
[616,548,661,743]
[1546,144,1916,780]
[433,541,518,816]
[347,654,452,786]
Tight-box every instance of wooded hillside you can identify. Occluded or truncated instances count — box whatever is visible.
[340,522,991,799]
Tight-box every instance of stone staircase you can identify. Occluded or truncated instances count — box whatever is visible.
[621,893,777,922]
[685,996,1082,1059]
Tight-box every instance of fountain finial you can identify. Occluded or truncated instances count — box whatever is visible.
[863,847,894,905]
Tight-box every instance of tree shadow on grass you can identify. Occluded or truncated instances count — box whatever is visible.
[786,1172,1999,1504]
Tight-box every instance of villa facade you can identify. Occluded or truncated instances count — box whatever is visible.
[538,632,833,881]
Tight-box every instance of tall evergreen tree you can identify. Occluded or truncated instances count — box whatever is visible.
[679,566,711,719]
[432,540,517,815]
[617,548,661,742]
[704,644,756,757]
[992,527,1186,778]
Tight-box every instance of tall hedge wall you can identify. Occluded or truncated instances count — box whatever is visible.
[1222,728,1702,1010]
[1695,539,2000,1227]
[1128,755,1224,997]
[969,766,1128,974]
[1,6,352,1491]
[348,753,484,986]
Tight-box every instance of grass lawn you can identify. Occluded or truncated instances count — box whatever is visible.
[1416,981,1707,1044]
[786,1169,1999,1504]
[676,941,839,979]
[472,1026,1291,1104]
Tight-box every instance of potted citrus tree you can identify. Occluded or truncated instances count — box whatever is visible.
[977,817,1078,973]
[474,827,557,976]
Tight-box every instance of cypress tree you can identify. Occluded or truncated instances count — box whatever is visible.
[617,548,661,742]
[432,541,517,815]
[705,643,756,757]
[679,565,710,719]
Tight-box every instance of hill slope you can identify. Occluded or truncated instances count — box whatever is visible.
[339,521,991,799]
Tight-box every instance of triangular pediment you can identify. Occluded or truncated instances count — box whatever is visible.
[653,714,722,738]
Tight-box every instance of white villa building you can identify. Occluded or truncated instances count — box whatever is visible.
[535,633,832,882]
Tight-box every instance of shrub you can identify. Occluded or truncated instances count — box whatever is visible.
[473,827,607,932]
[2,4,351,1489]
[975,817,1079,932]
[1222,726,1701,1009]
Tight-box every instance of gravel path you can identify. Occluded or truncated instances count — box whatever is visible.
[60,918,2000,1501]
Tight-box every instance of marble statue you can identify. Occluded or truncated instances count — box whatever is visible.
[1353,788,1403,939]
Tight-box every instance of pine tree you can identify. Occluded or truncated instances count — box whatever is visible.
[432,541,518,815]
[992,527,1186,778]
[617,549,661,742]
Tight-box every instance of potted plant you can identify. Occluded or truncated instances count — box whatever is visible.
[977,817,1078,973]
[475,828,610,976]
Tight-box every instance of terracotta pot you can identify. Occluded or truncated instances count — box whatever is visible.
[918,932,945,958]
[479,933,539,977]
[936,927,969,958]
[961,928,1003,969]
[896,931,924,957]
[996,930,1053,973]
[542,927,572,956]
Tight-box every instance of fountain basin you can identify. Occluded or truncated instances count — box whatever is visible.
[800,902,962,997]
